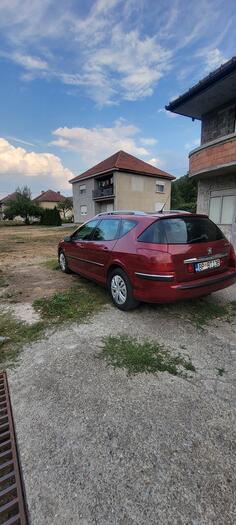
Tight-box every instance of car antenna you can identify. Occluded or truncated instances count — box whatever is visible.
[159,196,169,213]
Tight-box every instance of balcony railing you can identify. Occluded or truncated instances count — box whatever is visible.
[92,186,115,199]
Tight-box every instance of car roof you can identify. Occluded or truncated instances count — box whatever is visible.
[95,210,208,220]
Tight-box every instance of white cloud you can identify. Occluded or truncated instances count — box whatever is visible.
[81,26,172,103]
[12,53,48,70]
[6,136,36,147]
[204,48,227,72]
[184,139,200,150]
[0,0,235,106]
[0,138,73,189]
[158,108,177,118]
[51,120,156,166]
[141,138,158,146]
[147,157,161,166]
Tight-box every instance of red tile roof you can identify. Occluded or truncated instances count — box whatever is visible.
[69,150,175,183]
[0,192,18,204]
[34,190,66,203]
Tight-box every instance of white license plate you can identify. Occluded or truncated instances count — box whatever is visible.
[195,259,221,272]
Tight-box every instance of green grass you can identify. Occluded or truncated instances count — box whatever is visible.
[99,335,196,376]
[0,281,108,369]
[0,312,45,367]
[42,258,60,271]
[186,300,229,328]
[165,298,236,328]
[0,272,9,288]
[33,282,107,323]
[216,367,225,377]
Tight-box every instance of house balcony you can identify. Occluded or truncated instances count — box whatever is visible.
[189,133,236,178]
[92,186,115,200]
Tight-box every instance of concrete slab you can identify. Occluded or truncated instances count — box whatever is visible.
[8,286,236,524]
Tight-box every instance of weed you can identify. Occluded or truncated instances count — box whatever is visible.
[188,300,228,328]
[34,282,107,323]
[216,367,225,377]
[42,258,60,271]
[99,335,196,376]
[0,312,44,367]
[0,273,9,288]
[0,281,107,369]
[165,298,236,328]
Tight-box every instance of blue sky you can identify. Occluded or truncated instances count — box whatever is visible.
[0,0,235,196]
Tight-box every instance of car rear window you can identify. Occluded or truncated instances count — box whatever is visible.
[138,217,225,244]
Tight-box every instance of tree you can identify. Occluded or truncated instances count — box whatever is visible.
[57,198,73,220]
[171,175,197,212]
[4,186,41,224]
[40,207,62,226]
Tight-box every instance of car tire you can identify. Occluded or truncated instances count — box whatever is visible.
[59,250,71,274]
[108,268,139,311]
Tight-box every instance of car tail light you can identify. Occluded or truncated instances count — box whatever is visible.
[228,244,236,268]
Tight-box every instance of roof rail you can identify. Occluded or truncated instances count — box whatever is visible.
[96,210,147,216]
[151,209,192,215]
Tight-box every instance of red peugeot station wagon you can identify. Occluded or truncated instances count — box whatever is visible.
[58,211,236,310]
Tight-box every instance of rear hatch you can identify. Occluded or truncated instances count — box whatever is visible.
[162,215,231,283]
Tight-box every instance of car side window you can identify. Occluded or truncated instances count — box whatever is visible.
[138,220,167,243]
[119,219,137,237]
[72,220,99,241]
[93,219,120,241]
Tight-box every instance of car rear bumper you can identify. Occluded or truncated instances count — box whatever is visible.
[133,269,236,303]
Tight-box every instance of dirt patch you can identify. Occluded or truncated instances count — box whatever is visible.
[2,264,77,303]
[1,302,41,325]
[0,225,77,303]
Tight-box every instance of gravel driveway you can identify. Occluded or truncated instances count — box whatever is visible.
[8,286,236,525]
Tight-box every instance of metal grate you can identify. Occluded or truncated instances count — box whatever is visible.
[0,372,29,525]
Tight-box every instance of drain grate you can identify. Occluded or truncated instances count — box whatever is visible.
[0,372,29,525]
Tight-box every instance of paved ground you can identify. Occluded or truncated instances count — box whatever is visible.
[8,285,236,525]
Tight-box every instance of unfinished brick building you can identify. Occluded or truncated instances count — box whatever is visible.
[166,57,236,246]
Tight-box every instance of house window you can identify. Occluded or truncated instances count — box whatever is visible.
[80,205,87,216]
[80,184,86,194]
[156,181,165,193]
[209,195,235,225]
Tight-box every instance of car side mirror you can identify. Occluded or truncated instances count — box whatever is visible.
[64,235,72,242]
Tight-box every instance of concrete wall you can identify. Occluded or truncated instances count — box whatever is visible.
[38,202,59,210]
[72,171,172,222]
[72,178,95,223]
[201,103,236,144]
[197,174,236,242]
[114,172,171,212]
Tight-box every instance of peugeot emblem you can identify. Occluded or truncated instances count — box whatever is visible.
[207,247,213,255]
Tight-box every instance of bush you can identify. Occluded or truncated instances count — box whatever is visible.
[40,207,62,226]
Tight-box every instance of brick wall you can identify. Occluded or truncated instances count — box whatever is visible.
[201,104,236,144]
[189,136,236,175]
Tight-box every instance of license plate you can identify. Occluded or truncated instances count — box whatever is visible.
[195,259,221,272]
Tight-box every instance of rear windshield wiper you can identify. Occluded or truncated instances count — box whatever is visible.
[189,234,208,243]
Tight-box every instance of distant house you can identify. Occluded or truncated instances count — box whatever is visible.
[166,57,236,246]
[34,190,73,219]
[0,192,18,219]
[69,150,175,222]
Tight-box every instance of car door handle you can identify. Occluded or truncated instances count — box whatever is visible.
[102,246,109,250]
